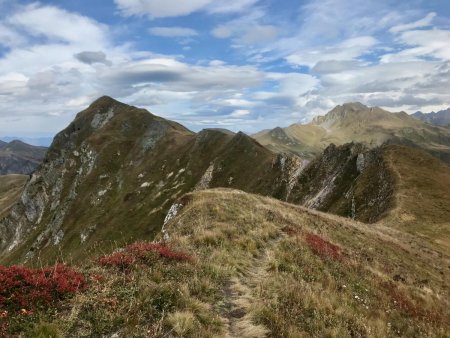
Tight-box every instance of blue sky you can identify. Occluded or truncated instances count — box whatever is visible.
[0,0,449,137]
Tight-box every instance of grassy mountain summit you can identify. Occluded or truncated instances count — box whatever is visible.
[254,102,450,161]
[0,139,47,175]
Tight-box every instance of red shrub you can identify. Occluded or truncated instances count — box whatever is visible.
[126,242,192,261]
[305,233,342,260]
[98,241,192,270]
[98,252,136,270]
[0,264,85,312]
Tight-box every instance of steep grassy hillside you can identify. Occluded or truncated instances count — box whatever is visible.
[0,97,303,265]
[0,175,27,218]
[2,190,448,337]
[381,145,450,248]
[0,140,47,175]
[254,102,450,162]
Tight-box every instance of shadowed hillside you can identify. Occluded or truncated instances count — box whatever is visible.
[0,140,47,175]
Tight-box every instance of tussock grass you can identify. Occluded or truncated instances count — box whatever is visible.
[3,189,449,337]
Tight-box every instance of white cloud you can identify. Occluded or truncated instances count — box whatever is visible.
[396,29,450,61]
[8,3,107,47]
[230,109,250,117]
[0,24,24,48]
[211,9,279,45]
[149,26,198,37]
[114,0,258,18]
[207,0,259,14]
[286,36,378,67]
[114,0,211,18]
[389,12,436,33]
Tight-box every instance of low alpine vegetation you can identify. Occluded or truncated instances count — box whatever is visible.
[305,232,343,260]
[98,241,192,271]
[0,264,85,336]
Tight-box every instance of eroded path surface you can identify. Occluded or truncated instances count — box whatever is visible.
[220,236,283,338]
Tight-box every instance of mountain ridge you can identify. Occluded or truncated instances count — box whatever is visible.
[412,108,450,126]
[0,97,303,264]
[254,102,450,162]
[1,97,449,265]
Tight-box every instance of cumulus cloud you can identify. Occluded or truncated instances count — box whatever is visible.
[149,26,197,37]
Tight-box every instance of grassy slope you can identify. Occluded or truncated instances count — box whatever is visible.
[0,175,27,218]
[381,145,450,249]
[11,189,449,337]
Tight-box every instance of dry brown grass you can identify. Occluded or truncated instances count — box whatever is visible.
[382,145,450,251]
[0,174,27,218]
[3,188,449,337]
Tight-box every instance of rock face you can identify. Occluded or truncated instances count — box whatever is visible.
[287,143,395,222]
[254,102,450,162]
[0,140,47,175]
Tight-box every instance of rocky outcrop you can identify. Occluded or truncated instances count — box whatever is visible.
[287,143,395,222]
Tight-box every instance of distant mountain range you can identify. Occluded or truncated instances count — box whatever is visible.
[0,136,53,147]
[254,102,450,162]
[0,140,47,175]
[412,108,450,126]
